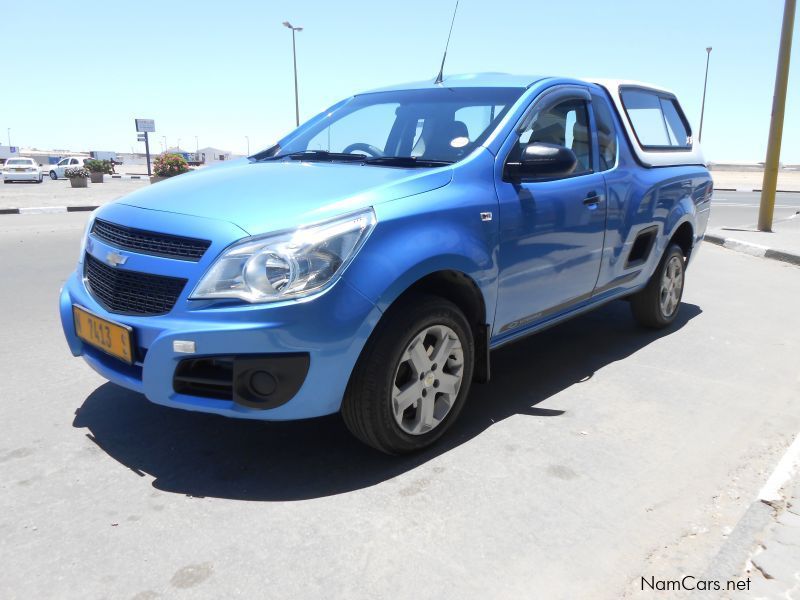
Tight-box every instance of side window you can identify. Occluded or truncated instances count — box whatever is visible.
[592,94,618,171]
[620,88,692,149]
[516,97,593,176]
[69,158,79,165]
[58,159,69,166]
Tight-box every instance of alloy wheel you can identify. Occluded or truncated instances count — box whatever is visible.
[391,324,464,435]
[659,255,684,317]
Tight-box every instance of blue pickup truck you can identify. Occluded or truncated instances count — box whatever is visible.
[60,73,712,454]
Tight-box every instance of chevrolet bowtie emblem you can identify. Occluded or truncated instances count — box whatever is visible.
[105,251,128,267]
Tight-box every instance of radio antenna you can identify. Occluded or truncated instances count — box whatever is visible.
[434,1,459,85]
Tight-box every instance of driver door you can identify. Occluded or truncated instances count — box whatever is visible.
[55,158,69,178]
[493,86,607,335]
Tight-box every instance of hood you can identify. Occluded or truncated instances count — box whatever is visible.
[118,159,452,235]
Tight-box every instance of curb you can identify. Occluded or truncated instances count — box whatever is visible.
[0,205,98,215]
[713,187,796,193]
[700,499,774,594]
[704,234,800,267]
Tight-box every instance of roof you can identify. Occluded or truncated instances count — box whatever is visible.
[362,72,548,94]
[587,78,677,97]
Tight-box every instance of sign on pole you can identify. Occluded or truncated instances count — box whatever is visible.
[135,119,155,176]
[135,119,156,133]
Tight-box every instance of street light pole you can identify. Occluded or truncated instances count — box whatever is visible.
[759,0,796,232]
[283,21,303,127]
[245,136,250,155]
[698,47,712,143]
[195,136,199,155]
[162,136,167,152]
[6,128,10,147]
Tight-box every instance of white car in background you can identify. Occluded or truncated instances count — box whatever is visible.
[48,156,91,180]
[2,157,43,183]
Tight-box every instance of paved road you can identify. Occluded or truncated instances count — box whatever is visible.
[1,213,799,599]
[709,190,800,229]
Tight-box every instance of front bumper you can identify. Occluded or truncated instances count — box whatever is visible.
[3,171,40,181]
[59,263,381,422]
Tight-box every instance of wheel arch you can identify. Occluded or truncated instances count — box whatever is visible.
[662,189,698,262]
[358,265,492,383]
[669,221,694,259]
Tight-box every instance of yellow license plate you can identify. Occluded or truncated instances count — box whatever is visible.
[73,305,134,364]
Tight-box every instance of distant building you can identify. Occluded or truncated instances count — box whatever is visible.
[198,147,234,164]
[0,146,20,160]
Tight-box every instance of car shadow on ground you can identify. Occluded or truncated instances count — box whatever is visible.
[73,300,701,501]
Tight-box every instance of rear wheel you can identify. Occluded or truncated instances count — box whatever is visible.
[630,244,685,329]
[342,294,474,454]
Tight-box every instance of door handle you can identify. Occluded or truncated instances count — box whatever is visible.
[583,191,602,206]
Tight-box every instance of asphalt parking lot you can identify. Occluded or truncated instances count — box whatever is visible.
[1,210,799,599]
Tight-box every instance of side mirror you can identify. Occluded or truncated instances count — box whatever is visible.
[506,142,578,179]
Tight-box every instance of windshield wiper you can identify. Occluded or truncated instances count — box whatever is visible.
[363,156,454,168]
[264,150,367,163]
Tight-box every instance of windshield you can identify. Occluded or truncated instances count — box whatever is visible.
[266,87,524,165]
[6,159,32,165]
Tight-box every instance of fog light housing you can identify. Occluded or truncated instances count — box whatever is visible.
[173,354,310,410]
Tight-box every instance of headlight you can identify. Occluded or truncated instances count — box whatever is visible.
[191,208,376,303]
[78,209,101,262]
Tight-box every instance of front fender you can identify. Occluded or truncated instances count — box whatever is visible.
[343,185,499,321]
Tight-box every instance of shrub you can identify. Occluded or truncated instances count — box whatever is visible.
[64,167,90,179]
[153,153,190,177]
[85,159,113,174]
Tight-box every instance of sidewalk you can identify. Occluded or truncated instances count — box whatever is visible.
[738,439,800,599]
[742,484,800,598]
[710,169,800,193]
[705,213,800,267]
[699,436,800,599]
[0,177,147,213]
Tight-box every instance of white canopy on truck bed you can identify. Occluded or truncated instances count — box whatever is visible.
[588,78,706,168]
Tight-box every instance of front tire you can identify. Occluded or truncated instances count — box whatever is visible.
[49,171,57,180]
[342,294,475,454]
[630,244,685,329]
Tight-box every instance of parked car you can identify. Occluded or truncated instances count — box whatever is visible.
[2,157,43,183]
[49,156,91,180]
[59,74,712,453]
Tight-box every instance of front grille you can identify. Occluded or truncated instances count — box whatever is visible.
[84,253,187,315]
[92,218,211,261]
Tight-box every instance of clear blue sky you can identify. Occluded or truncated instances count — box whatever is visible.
[5,0,799,162]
